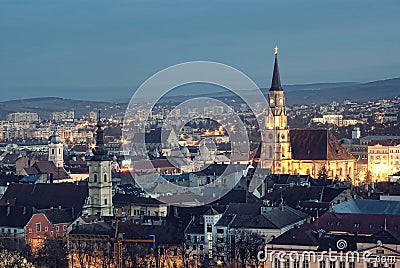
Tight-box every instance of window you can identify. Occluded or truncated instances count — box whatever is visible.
[284,260,290,268]
[329,261,336,268]
[94,174,98,183]
[45,227,48,232]
[36,223,41,232]
[28,228,32,234]
[199,245,204,250]
[274,258,280,268]
[56,226,59,232]
[63,225,67,231]
[105,199,108,205]
[187,235,191,240]
[376,250,384,254]
[294,261,299,268]
[52,149,55,155]
[206,224,212,233]
[217,229,224,234]
[303,260,309,268]
[339,261,345,268]
[349,262,355,268]
[104,174,107,182]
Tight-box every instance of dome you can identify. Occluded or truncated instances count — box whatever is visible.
[49,131,61,144]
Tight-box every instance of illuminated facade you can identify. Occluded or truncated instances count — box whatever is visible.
[261,49,355,180]
[368,140,400,181]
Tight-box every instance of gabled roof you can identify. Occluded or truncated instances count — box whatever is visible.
[269,226,319,246]
[41,208,74,224]
[290,129,354,160]
[24,161,69,179]
[1,153,21,165]
[0,183,87,217]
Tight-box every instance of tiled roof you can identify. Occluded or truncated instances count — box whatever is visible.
[113,194,164,205]
[306,211,400,237]
[269,226,319,246]
[24,161,69,179]
[0,205,33,228]
[0,183,87,217]
[333,199,400,215]
[290,129,354,160]
[41,207,74,224]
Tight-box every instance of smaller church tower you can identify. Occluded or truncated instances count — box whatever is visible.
[48,131,63,168]
[261,47,292,173]
[83,112,113,217]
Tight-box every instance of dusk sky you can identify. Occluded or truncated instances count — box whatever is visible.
[1,0,399,101]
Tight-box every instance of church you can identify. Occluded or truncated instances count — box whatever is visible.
[260,47,355,180]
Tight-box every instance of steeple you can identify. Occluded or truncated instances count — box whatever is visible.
[92,110,109,160]
[270,46,283,91]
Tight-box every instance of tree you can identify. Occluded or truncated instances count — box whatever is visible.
[364,170,373,184]
[0,247,35,268]
[220,230,264,268]
[33,239,68,268]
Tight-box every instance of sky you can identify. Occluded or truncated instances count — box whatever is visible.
[1,0,399,101]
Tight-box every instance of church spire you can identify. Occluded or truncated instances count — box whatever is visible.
[270,46,283,91]
[92,110,109,159]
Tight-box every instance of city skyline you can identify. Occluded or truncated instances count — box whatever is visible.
[1,0,400,101]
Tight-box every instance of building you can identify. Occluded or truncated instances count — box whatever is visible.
[368,140,400,181]
[7,112,40,123]
[264,227,400,268]
[24,208,74,249]
[260,48,355,180]
[48,131,64,168]
[82,113,113,217]
[50,111,74,122]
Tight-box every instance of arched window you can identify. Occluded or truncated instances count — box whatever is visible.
[58,148,61,154]
[104,174,107,182]
[52,149,55,155]
[104,199,108,205]
[93,174,97,183]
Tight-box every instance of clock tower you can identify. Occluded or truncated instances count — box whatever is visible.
[261,47,292,173]
[83,112,113,217]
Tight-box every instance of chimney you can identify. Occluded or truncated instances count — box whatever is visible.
[23,207,26,215]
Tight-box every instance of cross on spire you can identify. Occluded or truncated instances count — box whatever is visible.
[270,46,283,91]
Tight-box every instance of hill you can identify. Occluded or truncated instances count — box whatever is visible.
[0,97,126,120]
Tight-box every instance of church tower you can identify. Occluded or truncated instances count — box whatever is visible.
[48,131,63,168]
[261,47,292,173]
[83,112,113,217]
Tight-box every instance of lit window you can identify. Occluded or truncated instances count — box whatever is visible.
[36,223,41,232]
